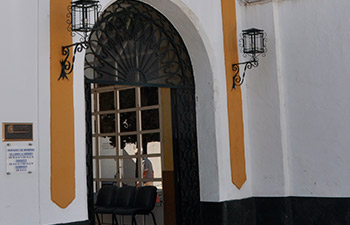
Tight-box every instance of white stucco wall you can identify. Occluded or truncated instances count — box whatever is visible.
[278,0,350,197]
[0,1,238,223]
[237,1,287,197]
[237,0,350,198]
[0,1,40,224]
[0,0,251,224]
[0,1,88,224]
[39,0,89,224]
[4,0,350,223]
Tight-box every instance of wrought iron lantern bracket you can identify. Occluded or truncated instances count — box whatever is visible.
[232,59,258,89]
[59,41,89,80]
[232,28,266,89]
[59,0,100,81]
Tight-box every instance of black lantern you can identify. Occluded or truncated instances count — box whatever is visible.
[71,0,99,33]
[59,0,100,81]
[242,28,265,58]
[232,28,266,89]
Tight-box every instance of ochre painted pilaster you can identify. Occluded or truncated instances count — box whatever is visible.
[50,0,76,208]
[221,0,247,189]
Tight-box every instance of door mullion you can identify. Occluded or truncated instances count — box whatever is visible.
[115,88,120,186]
[136,87,142,182]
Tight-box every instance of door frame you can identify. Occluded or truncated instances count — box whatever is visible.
[83,1,201,224]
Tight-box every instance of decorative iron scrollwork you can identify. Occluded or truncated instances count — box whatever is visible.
[232,60,258,89]
[232,28,267,89]
[83,1,200,225]
[83,0,194,89]
[59,42,89,80]
[60,0,194,89]
[84,81,94,225]
[172,88,201,225]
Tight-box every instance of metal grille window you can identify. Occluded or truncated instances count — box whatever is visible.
[91,85,163,193]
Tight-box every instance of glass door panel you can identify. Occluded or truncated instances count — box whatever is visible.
[99,159,117,179]
[92,84,163,197]
[98,136,116,156]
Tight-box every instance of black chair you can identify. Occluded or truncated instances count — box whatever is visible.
[95,185,136,225]
[114,186,158,225]
[94,185,118,225]
[113,186,137,225]
[114,186,136,209]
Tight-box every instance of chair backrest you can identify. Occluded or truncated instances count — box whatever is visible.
[133,186,157,211]
[114,186,136,208]
[95,185,118,207]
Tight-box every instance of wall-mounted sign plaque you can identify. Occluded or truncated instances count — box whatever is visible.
[6,145,35,174]
[3,123,33,141]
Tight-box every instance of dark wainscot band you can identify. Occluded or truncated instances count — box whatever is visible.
[201,197,350,225]
[55,220,90,225]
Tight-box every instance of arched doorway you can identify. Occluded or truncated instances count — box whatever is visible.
[84,1,201,224]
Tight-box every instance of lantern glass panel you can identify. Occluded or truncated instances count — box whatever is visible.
[243,34,254,54]
[72,1,99,32]
[255,32,265,53]
[242,28,265,55]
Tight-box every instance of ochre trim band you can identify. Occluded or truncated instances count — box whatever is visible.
[50,0,76,208]
[221,0,247,189]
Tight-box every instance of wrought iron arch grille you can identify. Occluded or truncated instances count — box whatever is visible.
[171,88,201,225]
[84,1,201,225]
[84,0,194,89]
